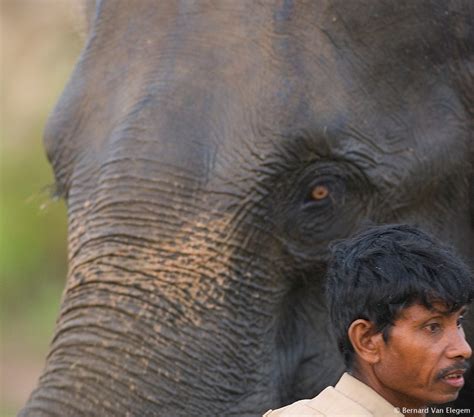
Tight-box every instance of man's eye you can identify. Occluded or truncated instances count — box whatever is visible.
[425,323,441,333]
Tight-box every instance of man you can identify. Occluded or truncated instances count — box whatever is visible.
[264,224,473,417]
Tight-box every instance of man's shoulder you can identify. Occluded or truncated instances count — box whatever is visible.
[263,386,372,417]
[262,395,324,417]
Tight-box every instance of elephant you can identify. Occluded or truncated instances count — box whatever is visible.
[21,1,473,416]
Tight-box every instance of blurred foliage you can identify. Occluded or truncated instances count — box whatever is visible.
[1,137,67,337]
[1,1,83,414]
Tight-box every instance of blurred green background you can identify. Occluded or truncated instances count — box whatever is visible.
[1,1,82,415]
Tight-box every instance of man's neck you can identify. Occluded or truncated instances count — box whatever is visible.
[349,369,427,417]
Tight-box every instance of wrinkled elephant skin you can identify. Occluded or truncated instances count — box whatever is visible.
[21,1,473,416]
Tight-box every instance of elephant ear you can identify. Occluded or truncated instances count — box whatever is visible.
[470,146,474,229]
[460,36,474,230]
[468,61,474,229]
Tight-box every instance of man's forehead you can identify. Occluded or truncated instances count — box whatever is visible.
[430,301,468,314]
[398,301,469,321]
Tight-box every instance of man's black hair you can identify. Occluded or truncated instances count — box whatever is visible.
[325,224,474,369]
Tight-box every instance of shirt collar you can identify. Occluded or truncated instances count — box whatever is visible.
[336,373,404,417]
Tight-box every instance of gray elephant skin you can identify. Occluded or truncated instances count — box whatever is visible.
[21,1,473,416]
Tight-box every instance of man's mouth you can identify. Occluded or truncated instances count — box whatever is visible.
[440,370,466,388]
[436,361,470,389]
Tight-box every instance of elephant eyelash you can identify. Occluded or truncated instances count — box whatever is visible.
[50,180,69,200]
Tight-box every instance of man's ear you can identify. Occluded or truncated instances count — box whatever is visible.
[347,319,384,365]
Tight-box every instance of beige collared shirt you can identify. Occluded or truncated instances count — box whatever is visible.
[263,373,403,417]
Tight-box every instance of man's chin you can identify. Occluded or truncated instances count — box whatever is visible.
[427,390,460,406]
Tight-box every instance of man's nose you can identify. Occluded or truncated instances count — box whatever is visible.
[447,328,472,360]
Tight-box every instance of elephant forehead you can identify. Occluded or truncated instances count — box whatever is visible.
[48,0,472,167]
[45,0,473,239]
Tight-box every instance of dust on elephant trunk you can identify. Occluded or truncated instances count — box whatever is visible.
[21,1,473,416]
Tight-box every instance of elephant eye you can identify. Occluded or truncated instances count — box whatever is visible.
[311,184,330,201]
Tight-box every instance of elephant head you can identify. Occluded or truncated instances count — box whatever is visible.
[21,1,473,416]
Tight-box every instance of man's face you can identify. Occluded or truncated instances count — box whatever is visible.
[374,302,472,408]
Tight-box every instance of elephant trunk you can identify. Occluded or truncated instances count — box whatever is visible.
[20,281,167,416]
[20,234,285,416]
